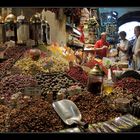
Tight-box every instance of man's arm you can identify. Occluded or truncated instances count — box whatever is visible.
[94,41,107,51]
[134,37,140,56]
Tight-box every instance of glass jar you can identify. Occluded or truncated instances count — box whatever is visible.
[87,64,104,95]
[103,68,114,95]
[30,13,41,46]
[17,10,29,45]
[4,12,17,42]
[41,20,50,45]
[103,78,114,95]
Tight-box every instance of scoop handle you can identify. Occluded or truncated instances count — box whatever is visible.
[73,120,89,129]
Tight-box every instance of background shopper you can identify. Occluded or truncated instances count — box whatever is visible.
[117,31,130,61]
[133,26,140,70]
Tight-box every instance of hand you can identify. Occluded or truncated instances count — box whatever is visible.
[133,54,136,61]
[117,46,120,50]
[102,46,108,49]
[135,49,140,56]
[116,44,120,50]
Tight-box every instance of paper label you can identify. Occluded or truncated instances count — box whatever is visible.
[6,30,14,37]
[23,86,41,96]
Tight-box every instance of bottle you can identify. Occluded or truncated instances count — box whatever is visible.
[103,68,114,95]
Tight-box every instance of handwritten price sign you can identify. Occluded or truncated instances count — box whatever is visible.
[23,86,41,96]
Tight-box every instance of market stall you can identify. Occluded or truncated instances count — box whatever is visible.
[0,7,140,133]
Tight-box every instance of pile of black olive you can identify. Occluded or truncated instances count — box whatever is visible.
[35,72,84,99]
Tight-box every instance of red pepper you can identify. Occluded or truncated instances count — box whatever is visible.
[114,77,140,96]
[67,66,88,85]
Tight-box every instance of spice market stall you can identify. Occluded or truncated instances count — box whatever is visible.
[0,7,140,133]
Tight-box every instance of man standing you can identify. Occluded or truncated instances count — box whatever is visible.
[133,26,140,70]
[117,31,130,61]
[94,32,110,59]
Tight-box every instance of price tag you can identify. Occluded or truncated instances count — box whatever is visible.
[6,30,15,37]
[23,86,41,96]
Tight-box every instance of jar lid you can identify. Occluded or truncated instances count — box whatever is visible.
[41,19,48,24]
[89,64,104,76]
[5,13,16,23]
[17,11,28,23]
[30,13,41,23]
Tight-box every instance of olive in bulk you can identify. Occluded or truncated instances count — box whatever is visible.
[51,83,54,86]
[61,85,65,88]
[53,87,56,90]
[35,72,84,99]
[46,79,49,83]
[0,74,38,101]
[67,92,122,124]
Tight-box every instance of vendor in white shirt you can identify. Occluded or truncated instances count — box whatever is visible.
[117,31,130,61]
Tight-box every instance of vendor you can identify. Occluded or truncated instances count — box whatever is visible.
[76,22,85,44]
[66,26,73,46]
[94,32,110,59]
[117,31,130,61]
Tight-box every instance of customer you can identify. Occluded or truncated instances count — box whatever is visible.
[133,26,140,70]
[117,31,130,61]
[94,32,110,59]
[127,40,134,66]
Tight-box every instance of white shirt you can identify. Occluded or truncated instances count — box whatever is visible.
[132,38,137,53]
[118,39,129,61]
[134,36,140,70]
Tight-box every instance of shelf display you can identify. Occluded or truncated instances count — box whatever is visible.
[100,11,118,44]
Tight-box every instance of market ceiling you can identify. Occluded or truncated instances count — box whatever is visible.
[118,11,140,26]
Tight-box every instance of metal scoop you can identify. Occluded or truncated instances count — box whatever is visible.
[52,99,88,131]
